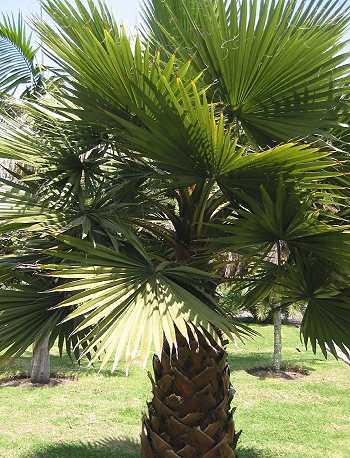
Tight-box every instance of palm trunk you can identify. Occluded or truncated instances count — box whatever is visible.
[31,333,50,384]
[272,240,283,373]
[272,307,282,372]
[141,331,241,457]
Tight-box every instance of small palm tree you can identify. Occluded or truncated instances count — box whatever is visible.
[0,110,110,382]
[0,0,349,455]
[0,11,48,382]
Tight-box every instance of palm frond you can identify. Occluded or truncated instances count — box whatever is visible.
[142,0,350,145]
[43,235,253,369]
[0,181,68,234]
[34,1,345,185]
[211,179,350,262]
[278,256,350,359]
[35,1,245,177]
[225,252,350,359]
[0,274,59,358]
[0,13,40,95]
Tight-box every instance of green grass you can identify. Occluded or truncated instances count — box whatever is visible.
[0,324,349,457]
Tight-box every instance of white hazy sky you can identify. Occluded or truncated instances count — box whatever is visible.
[0,0,141,30]
[1,1,350,42]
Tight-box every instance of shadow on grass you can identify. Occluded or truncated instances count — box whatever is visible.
[25,436,140,458]
[0,355,126,379]
[237,446,273,457]
[0,373,78,388]
[26,438,271,458]
[228,352,317,374]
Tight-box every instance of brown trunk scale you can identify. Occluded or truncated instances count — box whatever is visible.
[141,331,241,457]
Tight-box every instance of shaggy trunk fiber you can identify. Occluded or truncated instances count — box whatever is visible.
[272,307,282,372]
[141,331,241,457]
[31,333,50,384]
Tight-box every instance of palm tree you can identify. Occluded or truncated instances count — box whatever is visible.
[0,12,48,382]
[0,0,349,455]
[0,108,110,383]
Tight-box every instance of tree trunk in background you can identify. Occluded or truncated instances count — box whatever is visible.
[31,333,50,384]
[272,307,282,372]
[141,331,241,457]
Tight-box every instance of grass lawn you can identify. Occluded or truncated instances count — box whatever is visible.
[0,324,349,458]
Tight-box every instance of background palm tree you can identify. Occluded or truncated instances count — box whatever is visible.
[0,0,349,456]
[0,11,49,382]
[0,108,110,382]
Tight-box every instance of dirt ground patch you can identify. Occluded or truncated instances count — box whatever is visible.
[0,373,77,387]
[246,366,310,380]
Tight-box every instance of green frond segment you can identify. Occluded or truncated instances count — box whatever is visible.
[210,177,350,358]
[37,2,240,177]
[141,0,200,52]
[142,0,350,144]
[0,275,60,359]
[278,257,350,359]
[0,182,66,234]
[0,13,40,94]
[224,247,350,358]
[229,255,350,359]
[212,179,350,260]
[219,142,337,192]
[0,114,168,247]
[233,264,278,313]
[302,297,350,360]
[0,269,94,361]
[35,1,343,181]
[0,107,337,192]
[44,235,251,370]
[0,115,50,165]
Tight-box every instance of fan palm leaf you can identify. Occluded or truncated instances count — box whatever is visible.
[142,0,350,145]
[0,13,41,95]
[34,3,342,186]
[0,271,90,361]
[278,256,350,358]
[212,180,350,263]
[43,235,253,369]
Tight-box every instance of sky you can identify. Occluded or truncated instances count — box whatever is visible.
[1,0,349,44]
[0,0,141,30]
